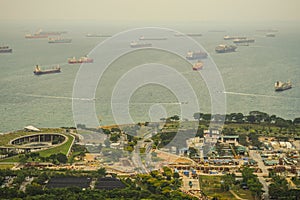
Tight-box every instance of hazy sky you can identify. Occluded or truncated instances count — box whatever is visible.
[1,0,299,21]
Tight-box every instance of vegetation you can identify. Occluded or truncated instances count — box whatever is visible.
[241,167,263,199]
[199,175,237,199]
[0,167,196,200]
[269,173,300,199]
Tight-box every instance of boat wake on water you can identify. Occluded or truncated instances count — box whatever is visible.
[224,91,300,100]
[18,93,95,101]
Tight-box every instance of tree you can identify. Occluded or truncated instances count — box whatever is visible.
[293,117,300,125]
[97,167,106,177]
[202,114,211,121]
[26,183,44,196]
[193,112,203,121]
[241,167,263,199]
[110,133,120,142]
[221,173,236,191]
[56,153,68,164]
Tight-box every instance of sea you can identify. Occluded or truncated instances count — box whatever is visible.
[0,20,299,133]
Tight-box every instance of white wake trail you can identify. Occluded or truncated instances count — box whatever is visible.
[18,93,95,101]
[224,91,300,100]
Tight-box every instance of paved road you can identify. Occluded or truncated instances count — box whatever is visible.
[249,150,269,200]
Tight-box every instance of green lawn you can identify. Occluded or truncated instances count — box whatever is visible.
[0,155,21,163]
[0,164,14,169]
[39,134,74,157]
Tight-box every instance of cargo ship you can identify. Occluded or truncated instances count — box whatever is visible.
[186,51,208,60]
[186,33,202,37]
[38,30,66,35]
[174,33,202,37]
[86,34,111,37]
[48,37,72,43]
[215,44,237,53]
[130,41,152,48]
[25,29,66,39]
[33,65,61,75]
[25,34,48,39]
[68,56,93,64]
[274,81,292,91]
[233,38,255,44]
[139,36,167,40]
[0,46,12,53]
[224,35,247,40]
[192,61,204,70]
[266,33,276,37]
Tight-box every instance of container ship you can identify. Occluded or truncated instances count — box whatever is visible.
[48,37,72,43]
[192,61,204,71]
[233,38,255,44]
[274,81,292,91]
[224,35,247,40]
[186,51,208,60]
[0,46,12,53]
[215,44,237,53]
[68,56,94,64]
[33,65,61,75]
[130,41,152,48]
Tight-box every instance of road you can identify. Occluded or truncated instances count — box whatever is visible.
[249,150,269,200]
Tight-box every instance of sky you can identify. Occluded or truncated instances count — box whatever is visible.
[0,0,299,22]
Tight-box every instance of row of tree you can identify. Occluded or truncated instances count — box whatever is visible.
[193,111,300,125]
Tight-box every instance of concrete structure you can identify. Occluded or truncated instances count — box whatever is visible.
[221,135,239,145]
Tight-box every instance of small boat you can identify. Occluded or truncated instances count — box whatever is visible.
[274,81,292,91]
[68,56,93,64]
[0,46,12,53]
[33,65,61,75]
[192,61,204,71]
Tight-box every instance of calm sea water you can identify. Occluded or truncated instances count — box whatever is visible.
[0,20,299,133]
